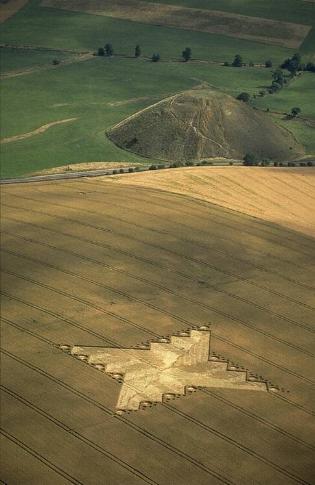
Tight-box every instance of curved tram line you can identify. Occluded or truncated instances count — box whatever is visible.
[0,350,235,485]
[2,246,315,360]
[3,209,315,323]
[1,325,313,485]
[1,291,315,416]
[2,317,314,450]
[2,267,315,386]
[0,428,84,485]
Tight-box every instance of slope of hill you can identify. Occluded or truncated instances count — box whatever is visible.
[108,89,304,162]
[101,166,315,238]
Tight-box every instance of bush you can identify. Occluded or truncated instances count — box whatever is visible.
[119,168,125,174]
[97,47,105,56]
[232,54,243,67]
[223,61,230,66]
[274,162,279,167]
[128,167,134,173]
[105,43,113,56]
[52,59,60,65]
[307,161,313,166]
[157,164,165,169]
[299,162,306,167]
[151,53,160,62]
[237,92,250,103]
[134,166,140,171]
[112,169,118,174]
[265,59,273,68]
[149,164,157,170]
[229,162,234,166]
[243,153,257,166]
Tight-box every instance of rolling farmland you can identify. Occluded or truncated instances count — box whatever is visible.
[1,170,315,484]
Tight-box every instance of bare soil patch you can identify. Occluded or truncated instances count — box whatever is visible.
[0,118,77,144]
[0,0,28,23]
[41,0,311,48]
[101,166,315,238]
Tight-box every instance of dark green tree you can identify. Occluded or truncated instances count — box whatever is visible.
[237,92,250,102]
[265,59,273,68]
[97,47,105,56]
[232,54,243,67]
[151,53,160,62]
[105,43,114,56]
[291,107,301,117]
[135,45,141,57]
[182,47,192,62]
[281,53,302,74]
[272,68,285,86]
[243,153,257,166]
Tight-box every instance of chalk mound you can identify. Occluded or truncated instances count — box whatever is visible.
[107,89,303,162]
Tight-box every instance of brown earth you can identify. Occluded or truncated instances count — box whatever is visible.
[41,0,311,48]
[1,171,315,484]
[102,166,315,238]
[0,0,28,23]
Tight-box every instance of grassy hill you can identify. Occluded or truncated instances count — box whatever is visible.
[108,88,303,162]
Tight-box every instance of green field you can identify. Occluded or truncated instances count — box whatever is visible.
[1,0,314,178]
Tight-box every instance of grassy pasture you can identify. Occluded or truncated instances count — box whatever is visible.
[1,57,276,178]
[1,174,315,484]
[0,0,314,177]
[0,47,68,73]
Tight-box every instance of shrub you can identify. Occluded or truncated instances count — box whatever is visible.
[105,43,113,56]
[223,61,229,66]
[307,161,313,167]
[134,166,140,171]
[151,53,160,62]
[149,164,157,170]
[157,164,165,169]
[112,169,118,174]
[229,161,234,166]
[265,59,273,68]
[274,162,279,167]
[128,167,134,173]
[243,153,257,166]
[185,161,194,166]
[119,168,125,174]
[97,47,105,56]
[237,92,250,103]
[52,59,60,65]
[300,162,306,167]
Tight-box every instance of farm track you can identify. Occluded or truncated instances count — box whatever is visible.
[1,329,312,485]
[3,317,313,452]
[1,349,236,485]
[2,268,314,388]
[3,245,315,358]
[4,189,314,271]
[62,180,315,254]
[3,199,315,312]
[1,428,83,485]
[3,204,315,317]
[1,386,159,485]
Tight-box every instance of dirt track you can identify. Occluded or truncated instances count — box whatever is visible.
[0,118,77,144]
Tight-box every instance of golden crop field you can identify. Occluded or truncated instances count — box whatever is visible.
[1,169,315,484]
[106,166,315,237]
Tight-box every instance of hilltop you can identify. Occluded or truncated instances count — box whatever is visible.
[108,89,304,162]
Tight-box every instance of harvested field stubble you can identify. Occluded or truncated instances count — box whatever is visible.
[1,174,315,484]
[40,0,311,48]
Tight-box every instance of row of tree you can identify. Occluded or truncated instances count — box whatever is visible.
[97,43,193,62]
